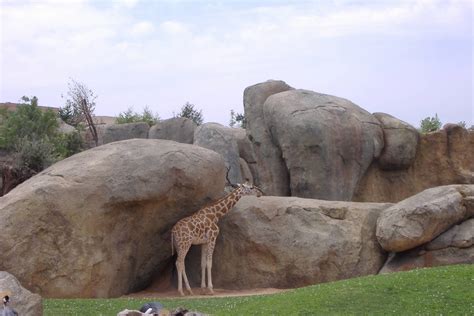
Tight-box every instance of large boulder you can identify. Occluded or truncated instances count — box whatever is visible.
[379,247,474,274]
[227,128,256,164]
[373,113,419,170]
[354,127,474,202]
[379,219,474,273]
[0,139,225,298]
[263,89,384,200]
[426,218,474,251]
[243,80,293,196]
[376,185,474,252]
[0,271,42,316]
[148,117,197,144]
[239,158,254,184]
[102,122,150,144]
[185,196,391,289]
[194,123,242,184]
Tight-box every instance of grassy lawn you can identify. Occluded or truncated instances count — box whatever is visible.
[45,264,474,315]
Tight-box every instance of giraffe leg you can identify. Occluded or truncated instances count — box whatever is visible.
[206,241,216,294]
[182,267,194,296]
[201,243,208,289]
[175,256,185,296]
[176,242,192,296]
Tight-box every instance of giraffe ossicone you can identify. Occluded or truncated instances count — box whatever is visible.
[171,182,263,296]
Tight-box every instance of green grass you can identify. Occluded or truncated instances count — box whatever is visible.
[45,264,474,315]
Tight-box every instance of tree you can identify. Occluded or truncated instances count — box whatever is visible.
[61,79,99,145]
[419,114,442,133]
[175,102,204,125]
[116,106,160,126]
[230,109,247,128]
[457,121,467,128]
[0,96,58,150]
[0,96,83,195]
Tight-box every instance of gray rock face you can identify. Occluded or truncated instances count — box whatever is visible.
[227,128,256,164]
[0,139,225,298]
[373,113,419,170]
[239,158,254,184]
[149,117,197,144]
[263,89,384,200]
[354,128,474,203]
[194,123,242,184]
[186,196,391,289]
[243,80,293,196]
[379,217,474,273]
[0,271,42,316]
[376,185,474,252]
[379,245,474,274]
[426,218,474,250]
[102,122,150,144]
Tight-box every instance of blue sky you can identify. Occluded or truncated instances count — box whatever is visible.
[0,0,472,127]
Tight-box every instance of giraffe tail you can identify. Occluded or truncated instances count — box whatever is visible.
[171,233,174,256]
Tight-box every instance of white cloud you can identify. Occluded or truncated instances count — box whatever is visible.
[0,0,471,125]
[129,21,155,36]
[160,21,190,35]
[114,0,139,9]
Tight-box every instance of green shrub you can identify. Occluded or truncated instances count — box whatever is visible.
[0,96,58,150]
[230,109,247,128]
[0,96,83,173]
[54,130,85,159]
[175,102,204,125]
[419,114,442,133]
[116,106,160,126]
[12,137,56,171]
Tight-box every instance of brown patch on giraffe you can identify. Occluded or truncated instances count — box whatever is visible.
[207,213,217,221]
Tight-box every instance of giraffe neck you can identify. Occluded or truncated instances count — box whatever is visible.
[212,187,243,219]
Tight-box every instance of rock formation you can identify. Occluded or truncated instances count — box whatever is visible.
[372,112,419,170]
[194,123,243,184]
[243,80,293,196]
[354,126,474,202]
[377,185,474,273]
[262,89,383,200]
[149,117,197,144]
[376,185,474,252]
[0,139,225,298]
[102,122,150,144]
[184,196,391,289]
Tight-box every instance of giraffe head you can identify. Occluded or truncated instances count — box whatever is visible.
[237,182,263,197]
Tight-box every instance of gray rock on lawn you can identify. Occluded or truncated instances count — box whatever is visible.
[102,122,150,144]
[379,217,474,273]
[373,112,419,170]
[426,218,474,251]
[186,196,391,289]
[243,80,293,196]
[263,89,384,200]
[0,271,42,316]
[376,185,474,252]
[379,245,474,274]
[194,123,242,184]
[0,139,225,298]
[149,117,197,144]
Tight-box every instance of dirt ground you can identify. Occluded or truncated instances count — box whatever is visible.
[123,287,287,299]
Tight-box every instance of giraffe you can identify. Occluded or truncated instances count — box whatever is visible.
[171,182,263,296]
